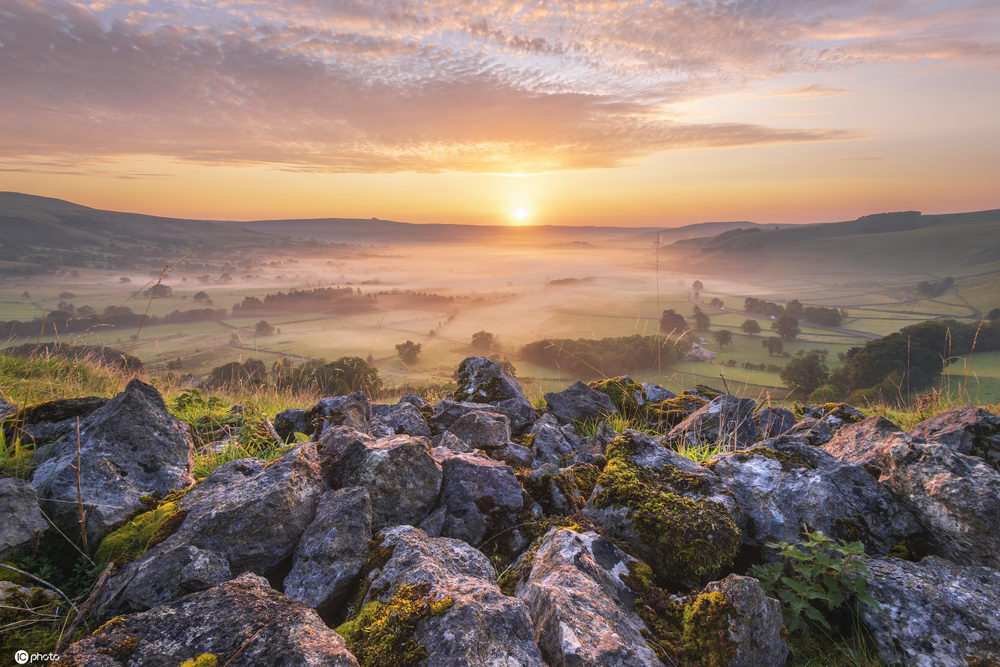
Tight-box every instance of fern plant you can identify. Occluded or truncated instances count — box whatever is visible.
[749,531,879,631]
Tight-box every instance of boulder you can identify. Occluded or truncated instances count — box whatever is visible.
[0,397,16,419]
[799,402,865,425]
[710,436,918,557]
[543,381,617,424]
[0,477,47,559]
[437,453,527,553]
[782,417,839,446]
[529,412,600,468]
[911,405,1000,470]
[64,573,358,666]
[30,380,193,544]
[433,430,473,454]
[285,487,373,617]
[757,407,795,438]
[317,425,374,470]
[446,410,511,450]
[8,396,108,448]
[640,382,675,403]
[521,463,598,515]
[340,525,543,666]
[398,392,428,410]
[667,394,758,451]
[695,574,789,667]
[453,357,536,432]
[866,440,1000,568]
[822,416,916,466]
[97,443,325,616]
[512,528,662,666]
[273,407,308,441]
[304,392,371,436]
[490,442,534,468]
[429,399,497,433]
[859,556,1000,666]
[583,431,739,587]
[370,401,431,438]
[328,434,442,530]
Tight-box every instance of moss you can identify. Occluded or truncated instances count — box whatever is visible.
[103,635,139,660]
[621,561,686,663]
[592,433,740,586]
[0,583,84,659]
[511,432,535,448]
[682,591,737,667]
[685,385,722,400]
[707,446,812,472]
[587,377,645,416]
[646,394,708,429]
[888,539,916,562]
[345,537,396,619]
[800,403,864,424]
[179,654,219,667]
[95,500,187,564]
[498,540,542,596]
[335,583,455,667]
[569,462,599,500]
[92,615,127,635]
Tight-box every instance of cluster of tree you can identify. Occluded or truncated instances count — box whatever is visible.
[231,287,361,314]
[521,334,690,377]
[780,350,830,396]
[743,298,844,327]
[916,277,954,298]
[470,331,499,352]
[395,340,422,364]
[0,305,228,338]
[2,342,142,371]
[762,337,790,356]
[828,318,1000,401]
[721,358,783,373]
[206,356,383,396]
[373,290,455,305]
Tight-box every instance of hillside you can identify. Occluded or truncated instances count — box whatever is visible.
[673,209,1000,275]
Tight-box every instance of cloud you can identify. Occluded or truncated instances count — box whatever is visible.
[0,0,994,173]
[767,85,851,98]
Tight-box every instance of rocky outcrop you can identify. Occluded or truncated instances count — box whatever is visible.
[64,573,358,666]
[341,525,543,666]
[97,443,325,616]
[437,453,527,554]
[822,415,916,466]
[371,400,432,438]
[0,477,47,559]
[543,381,617,424]
[8,396,108,447]
[512,528,662,666]
[30,380,193,544]
[445,410,511,450]
[699,574,789,667]
[304,392,371,436]
[521,462,598,515]
[667,394,757,450]
[453,357,536,432]
[911,405,1000,470]
[859,556,1000,666]
[757,407,795,438]
[285,487,373,617]
[327,434,442,529]
[583,431,739,587]
[429,399,498,432]
[710,436,918,556]
[529,412,600,468]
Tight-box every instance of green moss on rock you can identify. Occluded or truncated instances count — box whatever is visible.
[335,582,454,667]
[587,377,645,416]
[179,653,219,667]
[682,590,737,667]
[95,501,187,565]
[646,394,708,428]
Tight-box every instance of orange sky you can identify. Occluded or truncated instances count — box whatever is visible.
[2,1,999,226]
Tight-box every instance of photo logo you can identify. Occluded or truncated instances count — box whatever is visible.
[14,651,29,665]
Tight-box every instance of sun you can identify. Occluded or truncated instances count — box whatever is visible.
[509,206,532,225]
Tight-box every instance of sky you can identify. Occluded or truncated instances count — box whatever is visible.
[1,0,998,226]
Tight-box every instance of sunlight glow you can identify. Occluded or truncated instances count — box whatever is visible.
[509,206,532,225]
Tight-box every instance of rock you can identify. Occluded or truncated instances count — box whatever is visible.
[529,412,600,468]
[583,431,740,587]
[285,487,373,617]
[710,436,918,556]
[0,478,47,559]
[328,434,442,530]
[429,399,497,432]
[697,574,789,667]
[822,416,916,466]
[0,397,16,419]
[521,463,598,515]
[398,392,428,410]
[446,410,511,450]
[371,401,431,438]
[8,396,108,448]
[273,407,308,441]
[859,556,1000,666]
[543,381,618,424]
[866,440,1000,568]
[685,342,717,361]
[757,407,795,438]
[911,406,1000,470]
[782,417,839,446]
[667,394,758,451]
[588,376,647,413]
[30,380,193,544]
[341,525,543,666]
[304,392,371,436]
[491,442,534,468]
[453,357,536,432]
[640,382,675,402]
[438,452,527,554]
[317,425,374,470]
[512,528,662,666]
[97,443,325,616]
[64,573,358,666]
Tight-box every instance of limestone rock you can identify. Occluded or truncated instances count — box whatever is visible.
[911,405,1000,470]
[543,381,617,424]
[0,477,47,558]
[699,574,789,667]
[667,394,758,451]
[453,356,536,433]
[437,453,527,552]
[446,410,511,450]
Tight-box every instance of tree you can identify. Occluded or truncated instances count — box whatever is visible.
[714,330,733,348]
[762,337,784,356]
[709,297,724,309]
[786,299,804,319]
[254,320,276,336]
[659,309,689,335]
[396,340,422,364]
[194,290,210,302]
[988,308,1000,320]
[692,306,710,331]
[741,319,762,336]
[780,350,830,396]
[119,276,131,284]
[471,330,498,352]
[772,315,800,340]
[693,280,704,291]
[144,283,173,299]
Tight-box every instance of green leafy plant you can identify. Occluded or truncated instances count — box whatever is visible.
[749,531,879,631]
